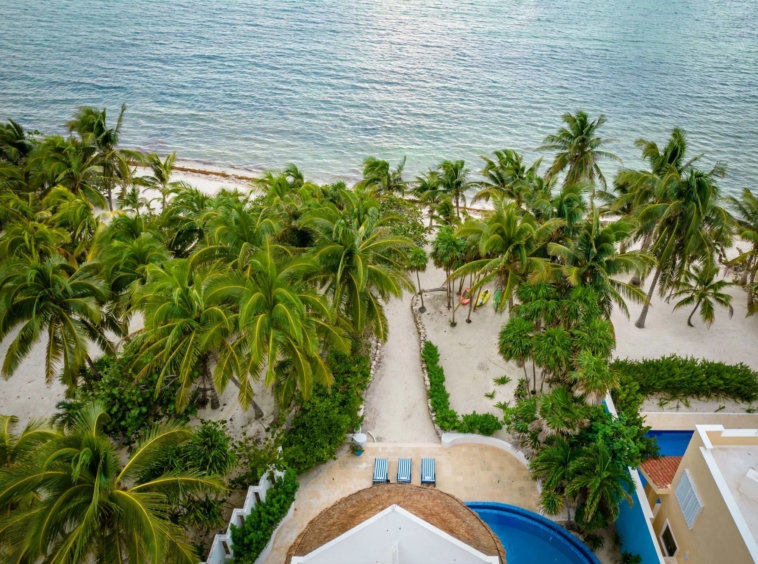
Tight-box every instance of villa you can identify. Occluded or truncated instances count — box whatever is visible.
[639,425,758,563]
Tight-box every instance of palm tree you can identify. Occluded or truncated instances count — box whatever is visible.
[539,112,621,199]
[431,227,467,313]
[498,317,536,391]
[0,119,34,165]
[727,188,758,312]
[138,152,180,212]
[413,170,443,227]
[566,442,634,528]
[43,186,100,260]
[529,386,588,443]
[532,327,573,388]
[0,258,117,387]
[452,200,562,312]
[303,197,414,340]
[0,415,59,469]
[361,156,407,195]
[474,149,541,207]
[569,352,619,405]
[548,209,653,318]
[209,240,349,412]
[129,260,237,411]
[0,403,223,563]
[67,104,142,210]
[438,159,473,218]
[529,436,578,516]
[408,246,429,313]
[634,165,733,328]
[672,263,733,327]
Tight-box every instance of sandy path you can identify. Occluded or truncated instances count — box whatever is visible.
[361,295,439,443]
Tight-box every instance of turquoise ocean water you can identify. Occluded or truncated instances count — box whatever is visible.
[1,0,757,191]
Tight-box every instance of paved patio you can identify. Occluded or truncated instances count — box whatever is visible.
[263,441,539,563]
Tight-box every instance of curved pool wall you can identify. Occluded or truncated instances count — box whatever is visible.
[467,502,601,564]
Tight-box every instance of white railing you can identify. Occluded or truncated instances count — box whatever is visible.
[201,470,284,564]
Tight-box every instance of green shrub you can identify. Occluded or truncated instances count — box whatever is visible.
[612,355,758,403]
[232,433,283,488]
[230,469,299,563]
[422,340,503,436]
[282,342,371,474]
[54,355,195,443]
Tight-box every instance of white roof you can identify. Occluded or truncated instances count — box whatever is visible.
[290,504,499,564]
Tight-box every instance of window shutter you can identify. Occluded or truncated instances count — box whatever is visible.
[675,469,703,529]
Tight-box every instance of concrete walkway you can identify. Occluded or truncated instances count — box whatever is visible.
[263,442,539,564]
[361,295,439,443]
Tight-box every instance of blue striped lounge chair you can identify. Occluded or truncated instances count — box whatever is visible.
[373,457,389,484]
[421,458,436,486]
[397,458,412,483]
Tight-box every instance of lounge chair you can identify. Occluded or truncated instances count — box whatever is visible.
[397,458,412,483]
[421,458,436,486]
[373,457,389,484]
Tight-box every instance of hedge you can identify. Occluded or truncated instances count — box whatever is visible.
[282,341,371,474]
[229,469,299,563]
[421,340,503,435]
[611,355,758,404]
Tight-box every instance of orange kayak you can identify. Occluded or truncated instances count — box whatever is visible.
[459,287,471,305]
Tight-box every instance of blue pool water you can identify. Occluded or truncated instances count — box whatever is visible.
[468,502,600,564]
[646,430,693,458]
[639,430,693,487]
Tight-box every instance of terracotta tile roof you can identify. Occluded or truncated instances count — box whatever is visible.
[640,456,683,489]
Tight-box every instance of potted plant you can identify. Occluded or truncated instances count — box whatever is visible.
[350,442,364,456]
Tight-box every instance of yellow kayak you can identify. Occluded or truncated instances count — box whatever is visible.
[476,289,491,307]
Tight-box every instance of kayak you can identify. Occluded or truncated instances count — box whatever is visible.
[493,288,502,311]
[476,289,491,307]
[459,287,471,305]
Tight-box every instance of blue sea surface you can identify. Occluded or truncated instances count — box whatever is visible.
[1,0,757,189]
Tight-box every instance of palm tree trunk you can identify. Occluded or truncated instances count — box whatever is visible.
[450,301,457,326]
[473,286,484,312]
[466,275,478,323]
[739,253,753,286]
[687,299,701,327]
[748,257,758,312]
[455,194,460,218]
[201,356,220,409]
[635,266,661,329]
[416,270,426,312]
[532,360,537,394]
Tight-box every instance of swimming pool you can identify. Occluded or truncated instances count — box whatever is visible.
[646,430,693,457]
[467,502,601,564]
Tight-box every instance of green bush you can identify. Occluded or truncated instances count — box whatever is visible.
[54,355,195,443]
[230,469,299,563]
[422,340,503,435]
[282,342,371,474]
[612,355,758,403]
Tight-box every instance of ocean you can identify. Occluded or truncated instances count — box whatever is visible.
[1,0,757,192]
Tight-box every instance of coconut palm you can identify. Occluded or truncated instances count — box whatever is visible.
[129,260,238,411]
[727,188,758,312]
[0,221,69,264]
[566,442,634,528]
[452,200,562,312]
[361,156,407,195]
[539,112,621,198]
[672,263,733,327]
[0,119,34,165]
[0,403,223,564]
[138,152,180,212]
[67,104,142,210]
[43,187,99,259]
[303,198,414,340]
[208,240,349,411]
[498,317,536,391]
[431,227,467,313]
[474,149,541,207]
[408,246,429,313]
[634,165,733,328]
[413,170,443,227]
[0,415,59,469]
[0,258,117,387]
[437,159,473,218]
[570,352,619,405]
[548,209,653,318]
